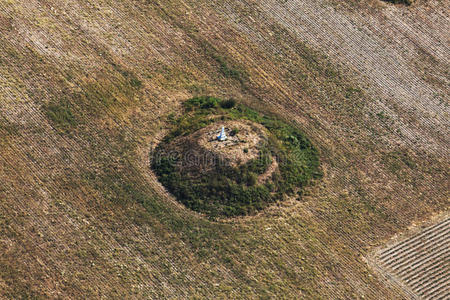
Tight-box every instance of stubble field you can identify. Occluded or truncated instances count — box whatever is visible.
[0,0,448,298]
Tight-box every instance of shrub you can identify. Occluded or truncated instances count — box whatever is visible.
[220,98,236,109]
[184,96,220,111]
[247,172,258,186]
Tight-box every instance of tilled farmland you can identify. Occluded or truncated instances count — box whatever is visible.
[0,0,448,298]
[373,217,449,299]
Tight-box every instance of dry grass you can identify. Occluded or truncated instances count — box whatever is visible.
[0,0,448,298]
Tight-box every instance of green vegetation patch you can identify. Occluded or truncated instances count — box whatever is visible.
[152,96,321,218]
[43,98,77,130]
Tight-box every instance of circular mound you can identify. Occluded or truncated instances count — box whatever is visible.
[152,97,321,218]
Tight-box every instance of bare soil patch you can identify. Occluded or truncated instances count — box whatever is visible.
[196,120,268,166]
[164,119,269,174]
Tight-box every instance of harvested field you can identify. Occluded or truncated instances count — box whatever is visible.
[0,0,448,298]
[219,0,450,153]
[370,216,450,299]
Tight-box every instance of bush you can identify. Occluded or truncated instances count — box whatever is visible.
[247,172,258,186]
[220,98,236,109]
[184,96,220,111]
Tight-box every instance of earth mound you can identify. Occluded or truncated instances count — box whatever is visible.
[152,97,321,218]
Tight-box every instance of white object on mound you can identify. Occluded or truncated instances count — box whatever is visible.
[217,126,227,141]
